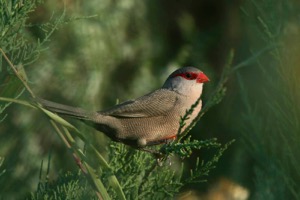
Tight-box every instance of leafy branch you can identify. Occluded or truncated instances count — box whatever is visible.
[0,47,125,200]
[184,139,235,184]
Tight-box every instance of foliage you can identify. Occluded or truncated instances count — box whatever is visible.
[238,0,300,199]
[0,0,64,114]
[31,159,97,200]
[0,0,66,198]
[27,138,232,200]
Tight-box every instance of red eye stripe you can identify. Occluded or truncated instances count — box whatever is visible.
[172,72,198,80]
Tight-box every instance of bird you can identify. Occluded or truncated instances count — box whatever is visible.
[37,67,209,148]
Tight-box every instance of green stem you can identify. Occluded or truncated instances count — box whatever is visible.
[0,48,35,98]
[91,145,126,200]
[0,97,36,109]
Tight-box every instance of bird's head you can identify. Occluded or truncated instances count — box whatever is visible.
[162,67,209,96]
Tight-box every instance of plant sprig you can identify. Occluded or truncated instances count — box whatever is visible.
[0,46,125,200]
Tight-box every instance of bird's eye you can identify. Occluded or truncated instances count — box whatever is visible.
[172,72,197,80]
[185,73,192,79]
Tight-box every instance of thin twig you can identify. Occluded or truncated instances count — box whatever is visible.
[0,97,37,109]
[231,43,278,72]
[50,120,106,199]
[0,48,35,98]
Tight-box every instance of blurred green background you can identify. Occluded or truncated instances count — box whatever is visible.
[1,0,300,199]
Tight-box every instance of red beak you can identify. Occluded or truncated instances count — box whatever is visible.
[197,72,210,83]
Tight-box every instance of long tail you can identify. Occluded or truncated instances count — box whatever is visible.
[35,98,92,120]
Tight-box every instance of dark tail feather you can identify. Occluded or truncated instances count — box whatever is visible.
[34,98,91,120]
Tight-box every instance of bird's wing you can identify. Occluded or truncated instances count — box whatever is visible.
[98,89,178,118]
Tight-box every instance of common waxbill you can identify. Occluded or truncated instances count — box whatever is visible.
[38,67,209,148]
